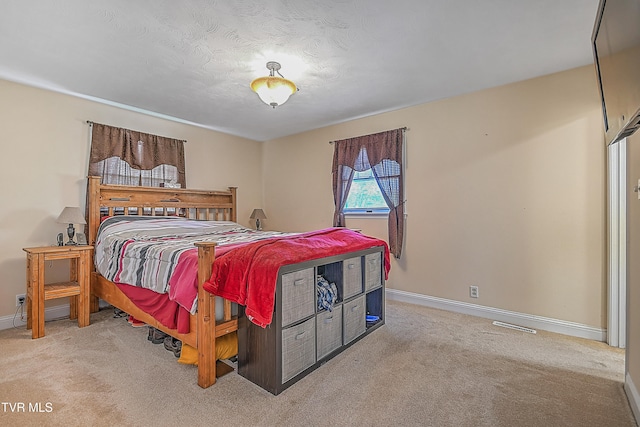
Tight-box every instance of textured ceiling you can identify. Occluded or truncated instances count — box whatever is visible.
[0,0,600,141]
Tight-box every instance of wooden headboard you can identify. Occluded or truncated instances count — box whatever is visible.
[86,176,237,246]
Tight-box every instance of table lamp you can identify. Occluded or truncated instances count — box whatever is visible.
[249,208,267,230]
[56,207,86,245]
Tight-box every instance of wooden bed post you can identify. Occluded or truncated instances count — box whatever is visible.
[195,241,217,388]
[228,187,237,223]
[87,176,101,313]
[87,176,101,247]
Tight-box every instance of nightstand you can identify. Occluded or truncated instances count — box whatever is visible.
[23,245,94,339]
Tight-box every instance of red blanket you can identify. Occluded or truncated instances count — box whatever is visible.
[203,228,390,327]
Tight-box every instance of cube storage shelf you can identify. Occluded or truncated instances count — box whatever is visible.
[238,246,385,395]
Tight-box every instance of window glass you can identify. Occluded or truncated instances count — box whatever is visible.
[344,168,388,211]
[95,157,179,187]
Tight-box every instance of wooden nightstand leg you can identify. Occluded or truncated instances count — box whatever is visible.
[25,254,32,330]
[90,295,100,313]
[69,296,78,320]
[26,294,32,330]
[69,258,78,320]
[77,252,90,327]
[30,254,45,339]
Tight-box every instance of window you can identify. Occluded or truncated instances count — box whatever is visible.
[88,123,187,219]
[344,168,389,214]
[93,156,180,187]
[331,127,405,258]
[88,122,186,188]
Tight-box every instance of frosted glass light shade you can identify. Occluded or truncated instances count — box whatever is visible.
[250,76,297,108]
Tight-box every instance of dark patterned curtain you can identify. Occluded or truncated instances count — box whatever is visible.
[88,123,186,187]
[331,128,405,258]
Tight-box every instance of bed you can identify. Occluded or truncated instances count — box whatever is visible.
[86,176,390,389]
[87,176,242,388]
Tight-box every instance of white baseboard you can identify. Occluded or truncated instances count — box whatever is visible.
[3,290,607,342]
[0,300,111,332]
[626,373,640,425]
[0,304,70,331]
[386,289,607,342]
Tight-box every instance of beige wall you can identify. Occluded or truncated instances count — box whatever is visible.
[263,65,607,328]
[1,64,634,413]
[0,66,610,330]
[0,79,262,318]
[626,131,640,408]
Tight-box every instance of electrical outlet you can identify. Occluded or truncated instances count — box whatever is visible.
[469,286,479,298]
[16,294,26,307]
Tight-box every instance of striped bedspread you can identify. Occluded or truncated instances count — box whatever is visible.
[94,216,296,313]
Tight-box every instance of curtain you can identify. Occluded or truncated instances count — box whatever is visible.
[88,123,186,187]
[331,128,405,258]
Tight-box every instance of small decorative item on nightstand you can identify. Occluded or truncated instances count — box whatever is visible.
[76,232,87,245]
[250,208,267,230]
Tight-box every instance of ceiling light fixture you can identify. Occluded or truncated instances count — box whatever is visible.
[250,61,297,108]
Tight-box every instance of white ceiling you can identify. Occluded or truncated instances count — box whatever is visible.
[0,0,600,141]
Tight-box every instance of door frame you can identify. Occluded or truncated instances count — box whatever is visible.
[608,139,627,348]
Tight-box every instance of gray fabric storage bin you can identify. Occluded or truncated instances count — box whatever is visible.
[343,294,366,344]
[342,256,362,299]
[364,251,382,291]
[281,317,316,383]
[316,305,343,360]
[281,268,315,327]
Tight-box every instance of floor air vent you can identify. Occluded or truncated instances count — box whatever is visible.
[492,321,537,334]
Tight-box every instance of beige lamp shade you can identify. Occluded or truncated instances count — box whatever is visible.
[56,207,86,225]
[250,209,267,220]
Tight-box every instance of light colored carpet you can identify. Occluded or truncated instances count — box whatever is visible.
[0,300,636,427]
